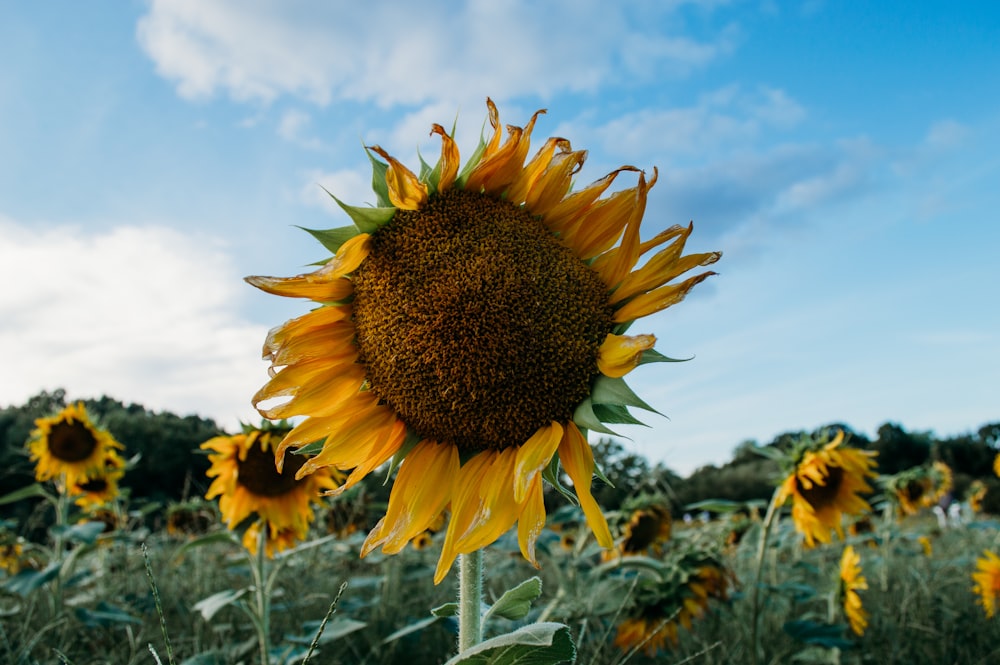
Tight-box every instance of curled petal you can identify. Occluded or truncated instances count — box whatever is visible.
[506,137,568,205]
[430,124,460,193]
[613,271,717,323]
[368,145,428,210]
[598,334,657,378]
[543,166,639,235]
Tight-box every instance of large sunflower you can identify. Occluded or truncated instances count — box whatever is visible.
[27,402,124,490]
[775,431,878,547]
[973,550,1000,618]
[202,424,339,556]
[839,545,868,636]
[247,99,720,583]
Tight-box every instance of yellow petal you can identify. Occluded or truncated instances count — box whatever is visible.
[435,451,496,583]
[597,333,656,378]
[591,168,657,287]
[244,270,354,302]
[263,305,352,360]
[466,109,545,196]
[524,147,586,216]
[368,145,428,210]
[513,422,563,503]
[560,184,639,260]
[364,441,458,555]
[506,137,567,205]
[557,423,613,548]
[517,475,546,568]
[430,124,460,193]
[613,270,717,323]
[543,166,638,235]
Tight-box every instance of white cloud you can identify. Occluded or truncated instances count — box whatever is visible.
[136,0,735,107]
[0,217,267,430]
[298,168,370,210]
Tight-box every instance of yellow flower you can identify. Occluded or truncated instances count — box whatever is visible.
[994,453,1000,478]
[67,449,126,509]
[26,403,124,490]
[775,431,878,547]
[605,502,672,561]
[166,500,217,538]
[967,480,987,514]
[246,99,720,583]
[925,461,953,507]
[917,535,933,557]
[973,550,1000,618]
[839,545,869,635]
[202,425,339,557]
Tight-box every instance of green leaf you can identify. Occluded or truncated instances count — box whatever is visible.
[381,615,442,644]
[366,148,392,207]
[193,588,250,621]
[74,601,142,628]
[483,577,542,623]
[296,225,361,255]
[782,619,854,650]
[324,188,395,233]
[286,617,366,645]
[3,561,61,596]
[0,483,53,506]
[637,348,691,365]
[589,375,660,414]
[456,133,488,189]
[683,499,745,513]
[180,652,228,665]
[52,521,106,545]
[443,622,575,665]
[572,398,620,437]
[431,602,459,617]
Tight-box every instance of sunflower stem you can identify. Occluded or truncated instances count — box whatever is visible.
[457,549,484,652]
[250,521,272,665]
[750,486,781,665]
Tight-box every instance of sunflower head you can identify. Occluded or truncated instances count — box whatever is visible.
[967,480,987,514]
[68,448,126,510]
[839,545,869,636]
[613,496,672,558]
[166,499,218,538]
[246,99,720,582]
[973,550,1000,618]
[201,422,340,557]
[27,402,124,490]
[774,430,878,547]
[615,549,730,655]
[883,464,944,518]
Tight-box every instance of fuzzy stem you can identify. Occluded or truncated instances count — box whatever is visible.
[457,549,484,652]
[250,521,272,665]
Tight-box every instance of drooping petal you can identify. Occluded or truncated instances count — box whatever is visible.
[430,124,460,193]
[245,271,354,302]
[368,145,428,210]
[263,305,352,360]
[513,422,563,503]
[435,451,497,583]
[597,333,657,378]
[542,166,638,235]
[517,475,546,568]
[558,423,613,548]
[524,147,586,216]
[361,440,459,555]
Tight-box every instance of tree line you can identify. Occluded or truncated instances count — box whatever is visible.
[2,389,998,522]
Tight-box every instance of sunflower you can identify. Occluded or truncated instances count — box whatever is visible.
[68,449,126,510]
[967,480,987,514]
[607,500,672,560]
[27,402,124,490]
[925,460,953,507]
[202,424,340,557]
[885,467,933,517]
[839,545,868,636]
[775,431,878,547]
[973,550,1000,618]
[166,500,217,538]
[994,453,1000,478]
[614,554,730,655]
[246,99,720,583]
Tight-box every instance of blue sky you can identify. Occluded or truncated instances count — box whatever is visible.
[2,1,997,475]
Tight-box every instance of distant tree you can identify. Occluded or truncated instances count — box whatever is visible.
[870,423,932,474]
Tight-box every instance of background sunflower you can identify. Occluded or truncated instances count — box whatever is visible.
[26,402,124,490]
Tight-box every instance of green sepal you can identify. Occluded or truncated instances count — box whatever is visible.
[542,454,578,506]
[383,430,422,484]
[590,375,661,414]
[592,459,615,488]
[290,439,325,457]
[592,403,647,427]
[324,186,395,234]
[638,348,692,365]
[456,127,488,189]
[366,148,392,208]
[295,224,361,256]
[572,398,621,436]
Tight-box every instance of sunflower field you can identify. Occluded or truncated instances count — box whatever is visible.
[2,99,1000,664]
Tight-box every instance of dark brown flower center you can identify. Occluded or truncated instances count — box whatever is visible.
[352,189,614,451]
[797,465,844,509]
[623,508,669,553]
[47,420,99,462]
[237,435,306,497]
[77,477,109,493]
